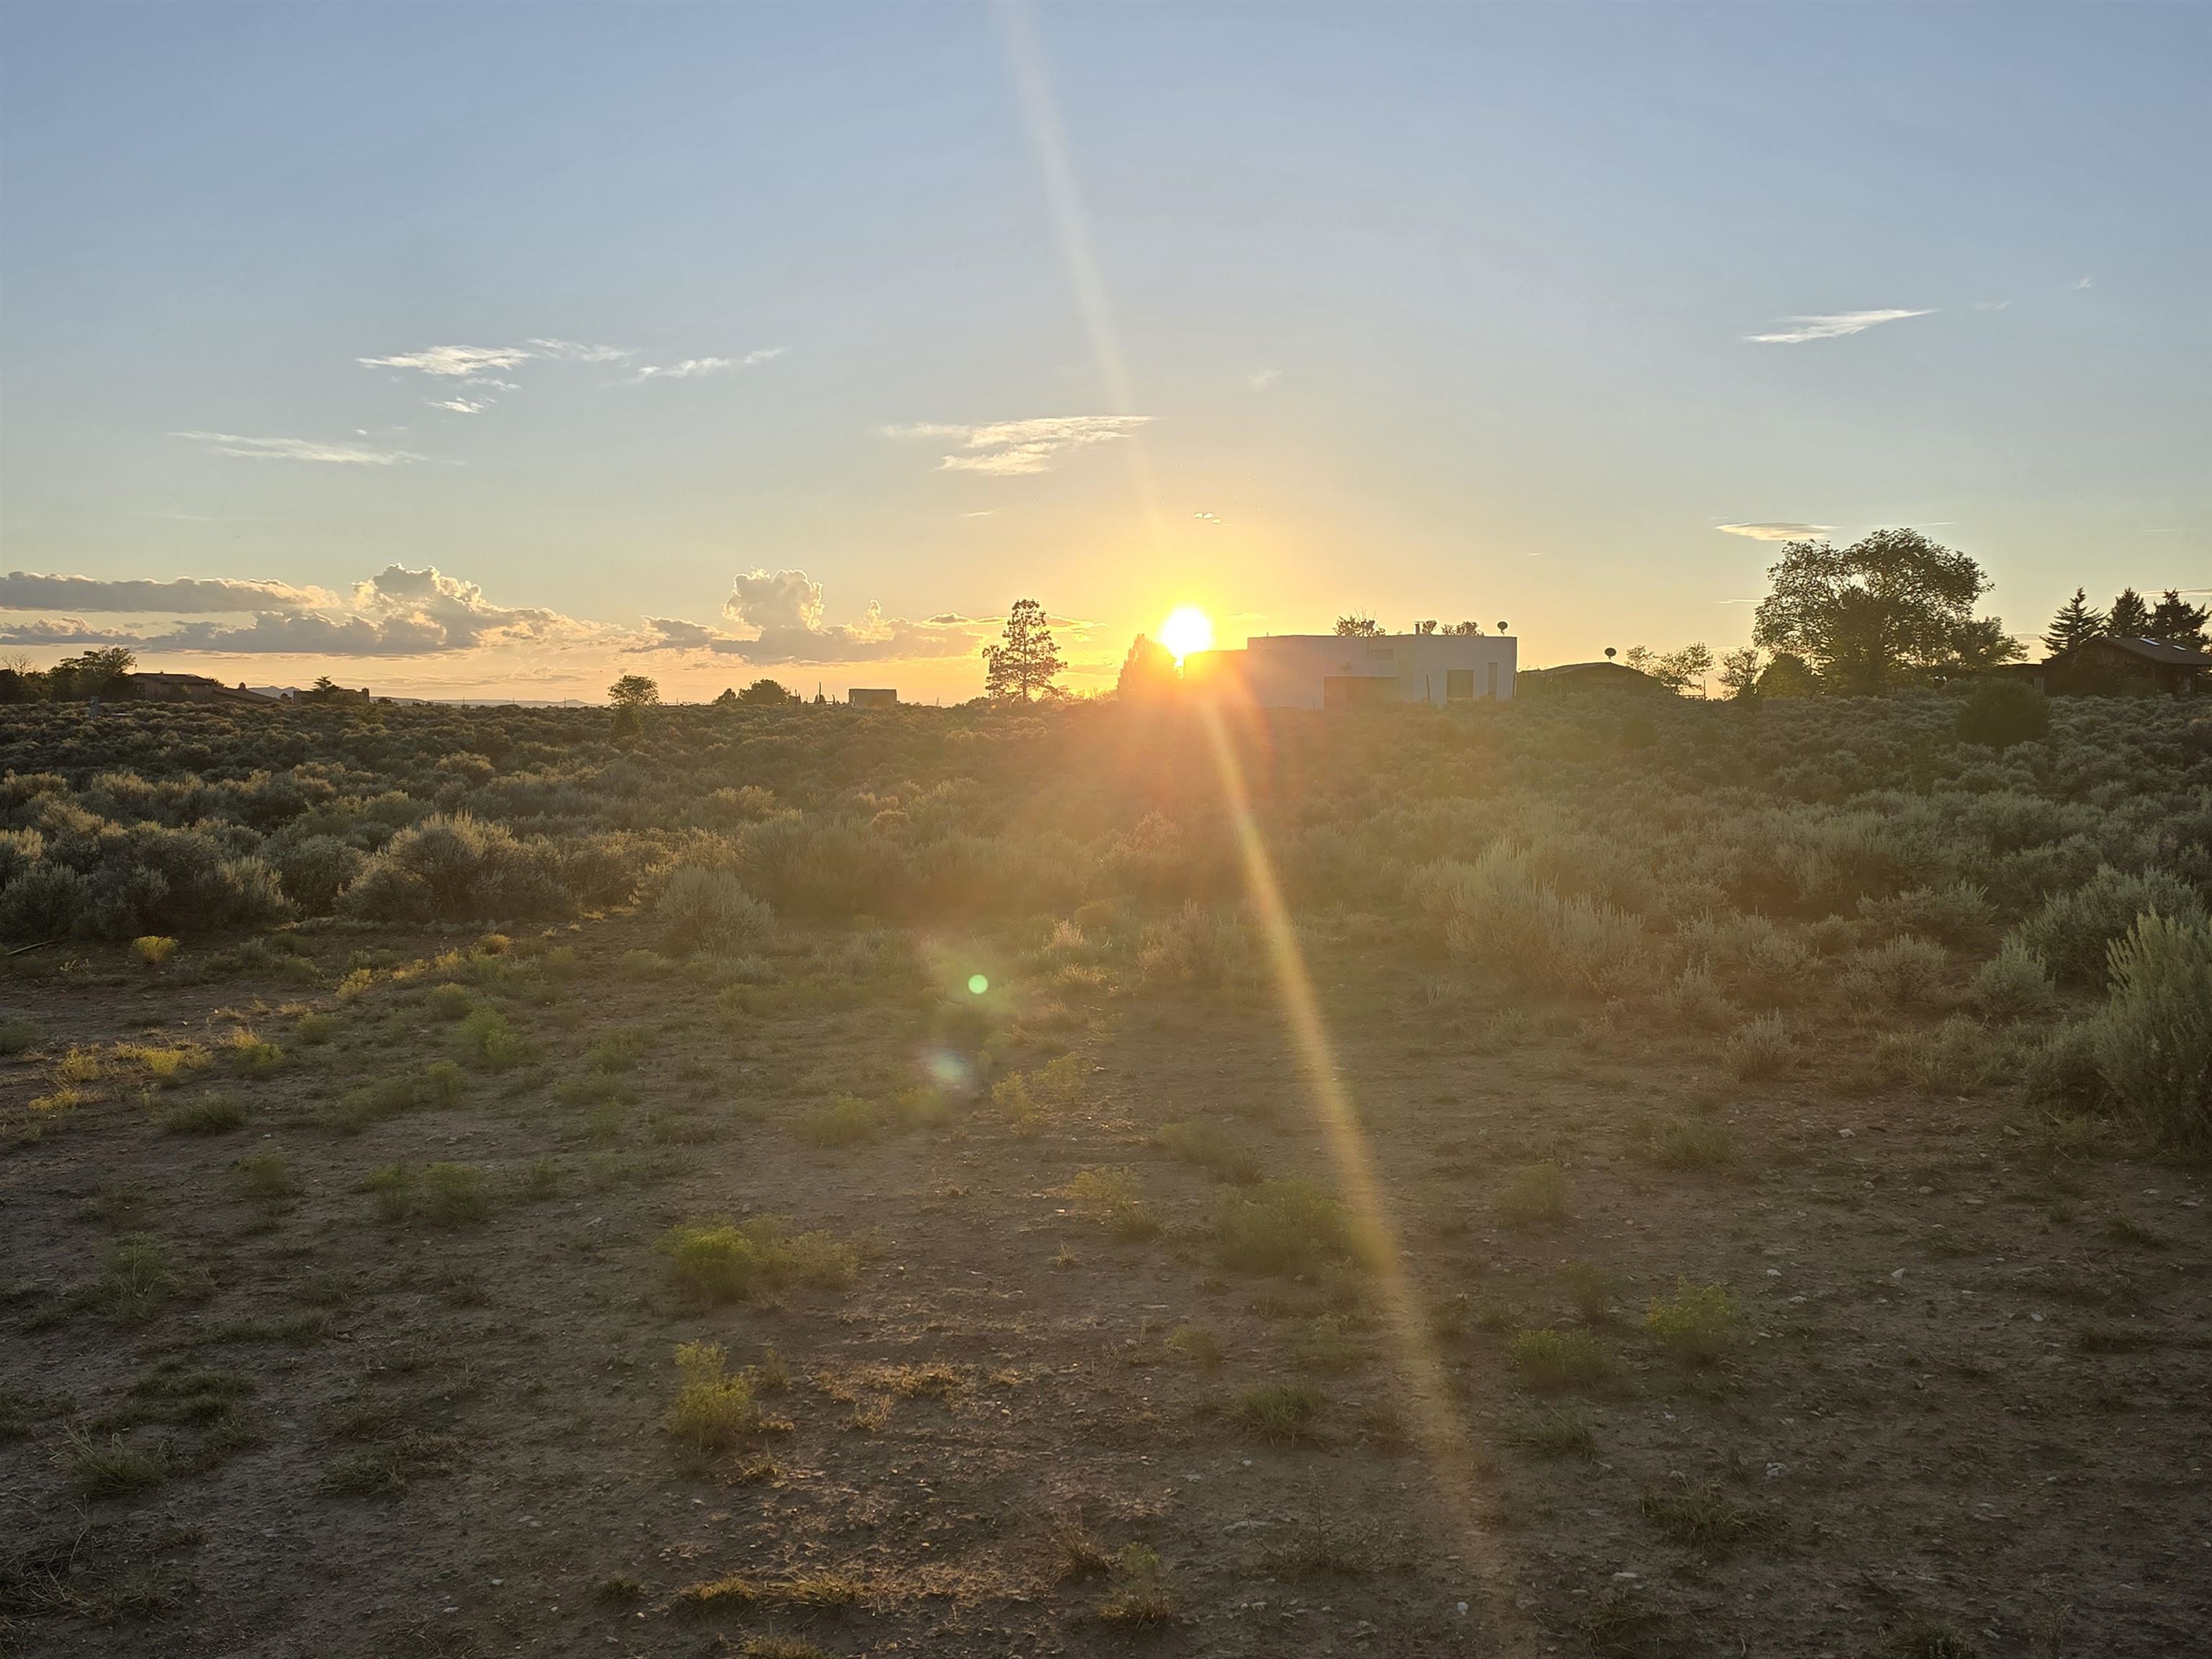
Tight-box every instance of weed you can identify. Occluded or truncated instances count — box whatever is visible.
[1626,1115,1733,1172]
[1645,1280,1738,1364]
[655,1215,860,1303]
[1639,1474,1761,1546]
[1231,1382,1324,1441]
[418,1162,491,1225]
[55,1426,171,1496]
[1166,1323,1223,1368]
[1507,1328,1611,1392]
[1066,1166,1161,1238]
[234,1151,293,1199]
[161,1094,247,1135]
[1492,1162,1571,1229]
[667,1341,760,1450]
[1097,1542,1175,1624]
[1215,1176,1360,1275]
[1509,1403,1597,1458]
[364,1164,414,1222]
[1560,1260,1615,1323]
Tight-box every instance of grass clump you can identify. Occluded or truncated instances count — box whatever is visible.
[1560,1259,1615,1323]
[328,1062,466,1133]
[990,1053,1088,1133]
[1625,1115,1733,1172]
[296,1012,336,1045]
[453,1007,532,1071]
[585,1026,652,1072]
[56,1426,171,1496]
[675,1572,864,1613]
[1097,1542,1176,1624]
[1645,1280,1738,1364]
[1507,1328,1612,1392]
[0,1017,42,1055]
[1491,1161,1571,1229]
[1509,1403,1598,1459]
[161,1093,247,1135]
[1065,1166,1161,1239]
[792,1094,881,1148]
[1231,1382,1324,1441]
[1165,1323,1223,1368]
[667,1341,761,1449]
[363,1164,415,1221]
[1154,1118,1261,1184]
[1214,1176,1359,1275]
[655,1215,860,1304]
[89,1233,196,1326]
[419,1162,492,1225]
[1639,1474,1763,1546]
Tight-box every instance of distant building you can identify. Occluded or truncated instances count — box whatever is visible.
[1516,660,1667,695]
[1187,632,1515,709]
[2008,635,2212,697]
[848,688,899,709]
[127,673,279,707]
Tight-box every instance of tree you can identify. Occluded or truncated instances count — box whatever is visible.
[712,687,739,707]
[53,647,136,699]
[2107,588,2153,640]
[1753,529,2008,693]
[982,598,1065,703]
[1447,621,1485,636]
[736,678,793,705]
[1115,634,1178,702]
[1653,643,1714,697]
[1946,616,2026,675]
[1333,615,1381,637]
[1753,651,1821,698]
[1717,647,1763,700]
[2041,588,2105,657]
[2149,590,2210,652]
[607,673,661,708]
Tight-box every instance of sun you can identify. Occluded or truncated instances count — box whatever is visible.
[1157,605,1214,663]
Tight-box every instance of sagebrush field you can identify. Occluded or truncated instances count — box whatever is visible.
[1,689,2207,1658]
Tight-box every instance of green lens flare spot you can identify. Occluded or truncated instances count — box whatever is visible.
[966,974,989,996]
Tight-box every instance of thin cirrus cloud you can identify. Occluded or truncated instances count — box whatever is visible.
[886,415,1154,476]
[632,347,786,383]
[357,338,631,377]
[1716,523,1835,541]
[1745,309,1934,344]
[171,431,426,465]
[631,568,994,665]
[0,565,599,657]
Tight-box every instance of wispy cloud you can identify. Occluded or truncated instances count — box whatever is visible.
[1717,522,1834,541]
[357,344,539,378]
[1193,511,1220,525]
[1249,369,1282,390]
[0,572,329,613]
[172,431,426,466]
[1745,309,1933,345]
[886,415,1153,476]
[631,348,786,384]
[631,569,994,665]
[430,397,488,415]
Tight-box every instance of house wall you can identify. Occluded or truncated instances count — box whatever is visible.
[1240,634,1516,710]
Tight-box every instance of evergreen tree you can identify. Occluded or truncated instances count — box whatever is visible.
[2148,590,2210,652]
[1115,634,1178,701]
[982,598,1065,702]
[2041,588,2105,657]
[2107,588,2153,639]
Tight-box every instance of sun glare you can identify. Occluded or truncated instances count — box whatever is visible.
[1157,605,1214,662]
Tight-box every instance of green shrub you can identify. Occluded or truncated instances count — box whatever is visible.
[1491,1162,1570,1228]
[2012,867,2205,989]
[161,1094,247,1135]
[0,1017,41,1056]
[1214,1177,1358,1275]
[655,1216,859,1303]
[585,1027,651,1073]
[1644,1280,1737,1363]
[364,1164,414,1221]
[1166,1323,1223,1368]
[420,1162,492,1225]
[2094,914,2212,1151]
[666,1340,760,1449]
[130,935,179,968]
[1971,937,2056,1019]
[1508,1328,1612,1392]
[296,1012,336,1045]
[1956,678,2049,750]
[1065,1166,1161,1238]
[424,982,475,1020]
[453,1008,532,1070]
[792,1095,880,1148]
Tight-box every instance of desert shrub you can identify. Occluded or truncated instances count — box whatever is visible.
[1560,1260,1615,1323]
[235,1151,293,1198]
[452,1008,532,1070]
[1625,1115,1732,1172]
[990,1053,1089,1132]
[1871,1014,2022,1092]
[1971,937,2056,1019]
[1134,900,1259,988]
[0,860,89,938]
[161,1094,247,1135]
[339,813,572,924]
[1725,1012,1796,1079]
[424,982,475,1020]
[1492,1161,1571,1228]
[296,1012,336,1045]
[2021,1019,2108,1108]
[1166,1323,1224,1368]
[420,1162,492,1224]
[667,1341,760,1450]
[1154,1118,1261,1184]
[1508,1328,1611,1391]
[2094,913,2212,1151]
[655,1215,859,1303]
[1956,678,2050,750]
[1097,1543,1176,1624]
[2011,866,2206,989]
[1658,965,1736,1030]
[130,935,178,968]
[1214,1176,1359,1275]
[364,1165,414,1220]
[1858,880,1996,947]
[1644,1280,1737,1363]
[0,1017,41,1055]
[272,835,367,914]
[1846,935,1950,1006]
[585,1027,651,1072]
[657,866,775,956]
[792,1095,881,1148]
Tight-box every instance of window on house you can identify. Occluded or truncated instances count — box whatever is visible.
[1446,668,1475,701]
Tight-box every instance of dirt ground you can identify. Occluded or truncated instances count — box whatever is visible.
[2,920,2206,1659]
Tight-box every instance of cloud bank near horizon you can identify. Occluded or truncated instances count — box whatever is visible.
[631,568,994,665]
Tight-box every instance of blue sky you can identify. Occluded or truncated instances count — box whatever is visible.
[2,2,2205,698]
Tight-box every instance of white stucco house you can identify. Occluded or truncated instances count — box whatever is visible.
[1190,632,1516,709]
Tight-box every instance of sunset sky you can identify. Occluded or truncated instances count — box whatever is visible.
[1,3,2205,701]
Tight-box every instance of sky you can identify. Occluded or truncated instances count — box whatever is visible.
[1,2,2206,701]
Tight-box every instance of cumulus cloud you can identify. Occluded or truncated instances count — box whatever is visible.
[0,572,329,613]
[1716,523,1835,541]
[1745,309,1933,344]
[886,414,1153,475]
[630,569,992,665]
[172,431,426,465]
[0,564,599,656]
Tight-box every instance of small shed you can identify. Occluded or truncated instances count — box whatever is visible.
[848,688,899,709]
[2026,637,2211,696]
